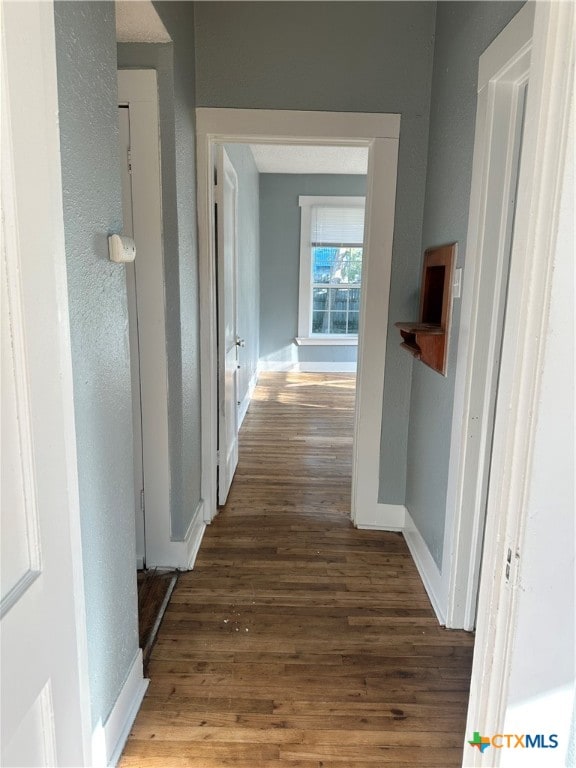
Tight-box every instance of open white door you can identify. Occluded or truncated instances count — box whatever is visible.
[215,147,240,505]
[1,2,90,765]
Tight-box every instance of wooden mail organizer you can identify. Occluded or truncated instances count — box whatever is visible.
[395,242,456,376]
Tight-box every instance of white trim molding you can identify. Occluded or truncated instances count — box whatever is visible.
[351,137,400,529]
[354,504,446,626]
[355,504,406,531]
[403,510,446,625]
[196,108,400,142]
[181,501,206,569]
[91,650,148,768]
[238,372,258,427]
[117,70,172,571]
[117,71,206,572]
[442,2,535,631]
[195,108,400,527]
[465,0,574,761]
[258,361,357,374]
[295,337,358,346]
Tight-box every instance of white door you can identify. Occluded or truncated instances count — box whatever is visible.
[215,147,240,505]
[445,2,534,631]
[118,104,146,569]
[1,2,90,765]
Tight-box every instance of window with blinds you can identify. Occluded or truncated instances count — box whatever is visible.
[310,205,365,247]
[300,198,365,337]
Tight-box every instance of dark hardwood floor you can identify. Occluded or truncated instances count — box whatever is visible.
[120,372,473,767]
[137,569,179,670]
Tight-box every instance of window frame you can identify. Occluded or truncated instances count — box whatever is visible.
[296,195,366,345]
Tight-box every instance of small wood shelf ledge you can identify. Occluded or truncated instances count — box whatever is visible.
[395,322,446,370]
[395,322,445,335]
[395,243,456,376]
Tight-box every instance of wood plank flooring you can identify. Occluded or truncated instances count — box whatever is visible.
[120,372,474,767]
[137,569,179,670]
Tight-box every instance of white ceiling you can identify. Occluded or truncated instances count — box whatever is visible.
[248,144,369,175]
[116,1,171,43]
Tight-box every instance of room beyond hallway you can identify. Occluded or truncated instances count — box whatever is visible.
[119,373,474,767]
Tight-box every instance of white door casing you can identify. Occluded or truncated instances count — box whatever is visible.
[195,109,400,526]
[118,70,180,569]
[1,1,91,764]
[464,1,574,762]
[215,146,240,505]
[443,3,535,631]
[118,104,146,570]
[118,69,206,568]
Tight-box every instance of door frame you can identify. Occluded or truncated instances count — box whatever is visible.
[442,3,535,630]
[1,0,91,761]
[195,109,401,524]
[464,0,574,760]
[117,70,181,568]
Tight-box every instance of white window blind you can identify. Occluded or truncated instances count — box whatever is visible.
[311,205,365,247]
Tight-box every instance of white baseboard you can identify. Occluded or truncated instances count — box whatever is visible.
[183,500,206,569]
[354,504,446,625]
[403,509,446,625]
[148,501,206,569]
[258,360,292,372]
[238,372,258,427]
[92,648,148,767]
[354,502,406,530]
[258,360,356,373]
[298,362,357,372]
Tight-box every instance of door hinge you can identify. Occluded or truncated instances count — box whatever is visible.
[127,148,133,174]
[216,450,220,467]
[140,488,145,511]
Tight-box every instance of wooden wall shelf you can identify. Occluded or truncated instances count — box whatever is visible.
[395,243,456,376]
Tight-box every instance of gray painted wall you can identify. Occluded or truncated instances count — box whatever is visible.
[118,0,202,540]
[259,174,366,366]
[194,1,437,502]
[53,1,138,727]
[405,1,525,567]
[153,2,201,540]
[223,144,260,403]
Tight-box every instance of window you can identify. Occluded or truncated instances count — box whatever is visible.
[297,196,365,344]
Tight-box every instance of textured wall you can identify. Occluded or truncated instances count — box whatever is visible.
[259,174,366,366]
[405,1,525,567]
[223,145,260,401]
[194,1,436,501]
[53,1,139,727]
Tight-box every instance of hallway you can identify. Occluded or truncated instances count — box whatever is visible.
[119,373,474,767]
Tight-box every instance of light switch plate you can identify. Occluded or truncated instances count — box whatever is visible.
[453,268,462,299]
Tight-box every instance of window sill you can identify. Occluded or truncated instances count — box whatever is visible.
[295,336,358,346]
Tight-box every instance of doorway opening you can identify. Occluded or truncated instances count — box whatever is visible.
[196,109,401,530]
[212,140,369,507]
